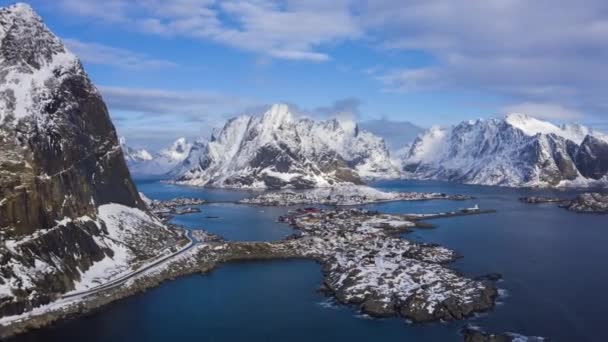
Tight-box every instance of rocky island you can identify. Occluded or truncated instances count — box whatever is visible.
[275,208,499,320]
[461,325,547,342]
[560,192,608,213]
[239,184,471,206]
[520,192,608,214]
[145,197,207,222]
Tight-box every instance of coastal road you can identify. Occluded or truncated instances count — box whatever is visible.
[61,230,198,300]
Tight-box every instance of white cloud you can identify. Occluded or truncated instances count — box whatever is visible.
[64,39,177,69]
[376,67,442,92]
[502,102,584,121]
[48,0,608,120]
[365,0,608,116]
[99,86,256,117]
[56,0,361,62]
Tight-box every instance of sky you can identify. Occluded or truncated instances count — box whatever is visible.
[4,0,608,149]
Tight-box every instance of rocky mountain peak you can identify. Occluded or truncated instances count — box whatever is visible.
[0,3,80,122]
[403,115,608,187]
[172,106,399,189]
[159,137,192,161]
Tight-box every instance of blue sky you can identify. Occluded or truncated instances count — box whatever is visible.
[5,1,608,149]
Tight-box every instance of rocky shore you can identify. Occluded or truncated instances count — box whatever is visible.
[461,325,547,342]
[561,193,608,213]
[520,192,608,214]
[239,184,471,206]
[518,196,566,204]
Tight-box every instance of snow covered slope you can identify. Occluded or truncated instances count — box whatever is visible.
[173,104,399,189]
[120,137,192,176]
[402,114,608,187]
[0,3,179,318]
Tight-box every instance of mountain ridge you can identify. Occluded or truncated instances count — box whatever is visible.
[402,114,608,187]
[172,104,400,189]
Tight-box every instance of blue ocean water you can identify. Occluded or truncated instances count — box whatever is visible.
[12,179,608,341]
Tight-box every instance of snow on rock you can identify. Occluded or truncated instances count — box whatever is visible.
[281,209,498,321]
[402,114,608,188]
[0,3,80,121]
[0,203,178,305]
[71,204,170,292]
[505,113,593,144]
[171,104,400,189]
[120,137,193,176]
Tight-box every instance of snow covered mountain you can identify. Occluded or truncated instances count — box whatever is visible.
[0,4,179,318]
[402,113,608,187]
[120,137,192,176]
[173,104,399,189]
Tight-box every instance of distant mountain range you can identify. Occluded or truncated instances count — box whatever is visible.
[402,114,608,187]
[120,137,192,176]
[171,104,400,189]
[121,109,608,189]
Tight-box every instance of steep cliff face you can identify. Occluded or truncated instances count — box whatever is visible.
[575,135,608,180]
[173,104,399,189]
[0,4,174,318]
[0,3,143,237]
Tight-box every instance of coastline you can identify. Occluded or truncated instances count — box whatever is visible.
[0,206,498,340]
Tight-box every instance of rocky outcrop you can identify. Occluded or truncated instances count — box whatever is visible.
[461,325,547,342]
[519,196,566,204]
[520,192,608,214]
[560,193,608,213]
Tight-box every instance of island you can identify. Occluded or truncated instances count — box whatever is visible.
[520,192,608,214]
[239,185,472,206]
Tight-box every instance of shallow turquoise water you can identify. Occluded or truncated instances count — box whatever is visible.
[12,180,608,342]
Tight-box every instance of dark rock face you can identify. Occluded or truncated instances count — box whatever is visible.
[575,135,608,180]
[0,5,142,238]
[0,4,147,318]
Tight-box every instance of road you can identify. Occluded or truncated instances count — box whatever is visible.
[61,230,198,300]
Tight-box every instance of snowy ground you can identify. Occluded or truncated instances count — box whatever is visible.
[277,208,498,321]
